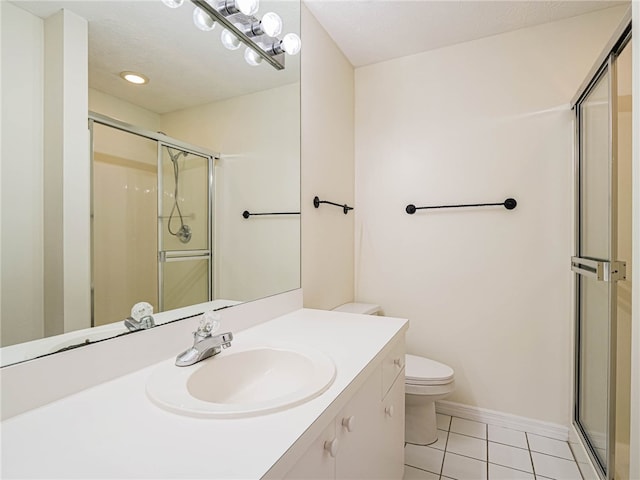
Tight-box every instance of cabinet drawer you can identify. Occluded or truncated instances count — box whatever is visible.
[382,338,405,398]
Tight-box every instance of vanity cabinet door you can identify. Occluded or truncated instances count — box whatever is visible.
[334,367,382,478]
[377,369,405,480]
[283,421,336,479]
[282,337,406,480]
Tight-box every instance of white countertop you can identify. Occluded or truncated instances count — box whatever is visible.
[1,308,408,479]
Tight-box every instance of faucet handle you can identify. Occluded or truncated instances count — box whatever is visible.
[197,310,221,337]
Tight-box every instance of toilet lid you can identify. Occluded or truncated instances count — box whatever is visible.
[405,354,454,386]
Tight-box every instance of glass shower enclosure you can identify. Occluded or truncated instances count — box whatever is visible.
[89,113,216,326]
[571,14,632,480]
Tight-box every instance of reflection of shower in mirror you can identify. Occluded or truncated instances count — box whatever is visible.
[167,147,192,244]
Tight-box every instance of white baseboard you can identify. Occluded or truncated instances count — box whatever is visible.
[435,400,569,441]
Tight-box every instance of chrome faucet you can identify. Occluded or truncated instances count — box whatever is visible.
[124,301,156,332]
[124,315,155,332]
[175,311,233,367]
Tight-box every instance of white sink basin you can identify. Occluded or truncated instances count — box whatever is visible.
[146,344,336,418]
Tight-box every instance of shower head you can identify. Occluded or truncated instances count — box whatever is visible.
[167,147,189,164]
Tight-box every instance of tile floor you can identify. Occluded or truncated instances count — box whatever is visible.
[404,415,584,480]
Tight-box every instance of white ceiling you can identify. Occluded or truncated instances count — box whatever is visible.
[304,0,628,67]
[12,0,627,113]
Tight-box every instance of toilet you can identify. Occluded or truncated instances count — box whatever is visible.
[332,303,455,445]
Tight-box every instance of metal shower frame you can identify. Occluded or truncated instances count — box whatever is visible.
[88,111,219,321]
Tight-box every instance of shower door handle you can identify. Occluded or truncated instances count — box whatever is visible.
[571,257,626,282]
[159,250,211,262]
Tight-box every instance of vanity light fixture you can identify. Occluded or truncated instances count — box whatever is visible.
[247,12,282,38]
[120,71,149,85]
[271,33,302,56]
[244,47,263,66]
[221,27,241,50]
[161,0,301,70]
[193,6,216,31]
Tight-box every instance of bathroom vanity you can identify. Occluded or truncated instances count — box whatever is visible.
[1,305,408,479]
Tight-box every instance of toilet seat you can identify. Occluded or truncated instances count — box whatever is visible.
[405,354,454,386]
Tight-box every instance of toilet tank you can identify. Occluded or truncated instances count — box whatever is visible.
[332,303,382,315]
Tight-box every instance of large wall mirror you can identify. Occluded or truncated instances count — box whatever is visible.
[0,0,301,366]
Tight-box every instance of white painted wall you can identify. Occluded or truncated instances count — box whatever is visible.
[0,2,44,346]
[354,7,627,425]
[300,5,355,310]
[161,83,300,303]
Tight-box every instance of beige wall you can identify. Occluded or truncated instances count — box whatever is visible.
[0,2,44,346]
[161,83,300,303]
[43,9,90,337]
[300,5,355,310]
[353,7,627,426]
[89,89,160,132]
[1,4,90,344]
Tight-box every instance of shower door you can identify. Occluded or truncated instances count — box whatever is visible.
[572,26,630,480]
[158,144,214,311]
[90,113,216,323]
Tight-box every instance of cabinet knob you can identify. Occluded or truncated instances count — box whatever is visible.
[385,405,395,418]
[324,438,339,458]
[342,415,356,432]
[393,358,402,368]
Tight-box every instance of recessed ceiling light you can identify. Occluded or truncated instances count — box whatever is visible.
[120,71,149,85]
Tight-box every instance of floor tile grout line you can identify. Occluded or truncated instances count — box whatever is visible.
[530,449,584,463]
[488,438,577,462]
[487,460,536,476]
[486,423,489,480]
[440,425,451,477]
[448,430,488,441]
[404,458,442,477]
[565,440,585,480]
[488,438,531,451]
[403,463,441,477]
[525,431,538,480]
[439,450,489,465]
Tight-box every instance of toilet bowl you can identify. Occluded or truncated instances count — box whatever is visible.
[333,303,455,446]
[405,354,455,445]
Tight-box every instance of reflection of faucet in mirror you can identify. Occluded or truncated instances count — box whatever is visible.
[124,302,156,332]
[175,311,233,367]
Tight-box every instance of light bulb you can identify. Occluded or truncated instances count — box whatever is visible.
[235,0,259,15]
[221,27,241,50]
[120,71,149,85]
[244,47,263,66]
[161,0,184,8]
[281,33,301,55]
[193,6,215,31]
[260,12,282,37]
